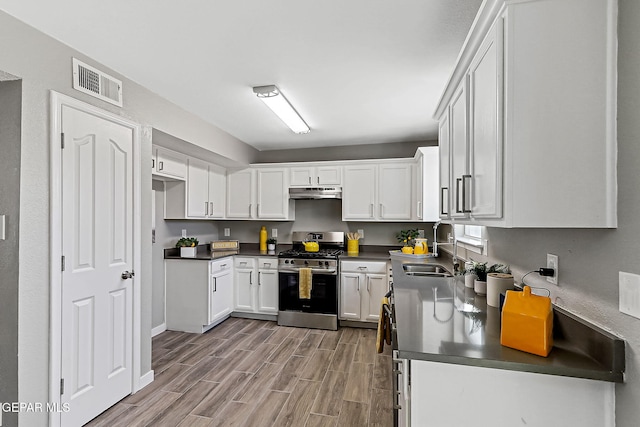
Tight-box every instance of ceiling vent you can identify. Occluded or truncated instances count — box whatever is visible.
[72,58,123,107]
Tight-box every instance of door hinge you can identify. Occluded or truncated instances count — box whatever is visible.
[61,132,65,149]
[61,255,65,272]
[60,378,64,395]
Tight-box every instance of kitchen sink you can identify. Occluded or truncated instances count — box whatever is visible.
[402,263,452,277]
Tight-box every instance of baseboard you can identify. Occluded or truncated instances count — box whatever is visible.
[231,312,277,322]
[136,370,155,392]
[151,323,166,337]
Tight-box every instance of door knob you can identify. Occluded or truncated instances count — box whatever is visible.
[121,270,135,280]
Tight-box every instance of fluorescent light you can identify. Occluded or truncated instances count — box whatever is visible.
[253,85,310,134]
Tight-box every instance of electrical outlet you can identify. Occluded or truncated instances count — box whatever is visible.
[181,229,187,238]
[357,229,364,239]
[418,229,425,238]
[546,254,559,285]
[224,228,230,237]
[619,272,640,319]
[271,228,278,238]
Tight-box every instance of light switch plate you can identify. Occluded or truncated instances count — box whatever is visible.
[224,228,230,237]
[619,272,640,319]
[357,229,364,239]
[181,229,187,238]
[271,228,278,238]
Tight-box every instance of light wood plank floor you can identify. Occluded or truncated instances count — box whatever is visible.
[86,317,393,427]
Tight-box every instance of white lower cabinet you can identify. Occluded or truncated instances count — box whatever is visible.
[410,360,615,427]
[339,260,388,323]
[165,258,233,333]
[234,257,278,315]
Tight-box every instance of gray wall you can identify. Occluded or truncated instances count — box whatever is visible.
[255,140,436,163]
[0,77,21,427]
[0,10,256,425]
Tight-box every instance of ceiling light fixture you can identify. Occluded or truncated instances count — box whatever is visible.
[253,85,310,134]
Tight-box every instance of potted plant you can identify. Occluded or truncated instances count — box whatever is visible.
[469,260,488,295]
[396,229,420,254]
[176,237,199,258]
[267,237,277,252]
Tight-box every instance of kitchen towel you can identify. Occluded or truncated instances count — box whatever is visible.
[376,297,392,353]
[299,267,312,299]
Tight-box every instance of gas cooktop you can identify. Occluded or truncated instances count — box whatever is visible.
[278,248,344,259]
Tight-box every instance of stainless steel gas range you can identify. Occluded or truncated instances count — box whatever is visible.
[277,231,344,330]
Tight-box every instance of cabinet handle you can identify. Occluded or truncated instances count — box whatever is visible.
[210,202,214,215]
[357,276,361,292]
[367,277,370,292]
[213,277,217,292]
[249,204,252,218]
[440,187,449,215]
[462,174,472,213]
[205,201,209,216]
[152,159,155,169]
[317,176,319,184]
[159,161,164,171]
[308,176,312,185]
[455,178,462,213]
[258,271,262,285]
[380,204,384,218]
[370,203,374,218]
[221,264,227,269]
[417,201,421,218]
[249,271,253,285]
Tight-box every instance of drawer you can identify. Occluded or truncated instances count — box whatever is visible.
[234,257,256,269]
[340,260,388,274]
[257,258,277,270]
[210,258,232,274]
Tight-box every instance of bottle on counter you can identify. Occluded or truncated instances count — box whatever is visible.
[259,226,267,252]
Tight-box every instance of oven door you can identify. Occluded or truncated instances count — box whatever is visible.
[278,270,338,314]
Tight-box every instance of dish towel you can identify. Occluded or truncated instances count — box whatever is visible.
[299,268,312,299]
[376,297,392,353]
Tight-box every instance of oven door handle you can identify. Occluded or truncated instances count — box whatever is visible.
[278,267,337,274]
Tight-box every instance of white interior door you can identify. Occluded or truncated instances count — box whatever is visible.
[60,104,134,426]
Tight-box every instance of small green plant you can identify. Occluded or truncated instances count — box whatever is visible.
[469,260,488,281]
[267,238,277,244]
[176,237,199,248]
[396,229,420,246]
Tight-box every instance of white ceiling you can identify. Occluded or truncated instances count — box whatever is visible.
[0,0,482,151]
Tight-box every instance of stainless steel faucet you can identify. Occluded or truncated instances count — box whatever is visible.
[432,221,460,273]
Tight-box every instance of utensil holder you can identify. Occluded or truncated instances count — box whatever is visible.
[347,239,359,254]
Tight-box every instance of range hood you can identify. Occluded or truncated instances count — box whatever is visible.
[289,187,342,200]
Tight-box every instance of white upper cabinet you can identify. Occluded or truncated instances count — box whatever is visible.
[152,146,186,180]
[226,169,255,219]
[290,165,342,186]
[342,161,414,221]
[434,0,617,228]
[343,164,377,220]
[186,158,226,219]
[227,167,294,220]
[415,147,440,222]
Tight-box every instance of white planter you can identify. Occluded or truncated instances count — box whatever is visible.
[465,274,477,289]
[180,246,197,258]
[267,243,276,251]
[486,273,514,307]
[474,279,487,296]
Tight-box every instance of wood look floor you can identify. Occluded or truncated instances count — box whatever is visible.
[86,317,393,427]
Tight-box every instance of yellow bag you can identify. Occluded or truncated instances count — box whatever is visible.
[500,286,553,357]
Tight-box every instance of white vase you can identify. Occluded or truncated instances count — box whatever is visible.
[474,279,487,296]
[486,273,514,307]
[180,246,197,258]
[267,243,276,251]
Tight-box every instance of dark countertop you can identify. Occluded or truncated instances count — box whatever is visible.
[391,259,625,383]
[164,243,292,260]
[339,245,395,261]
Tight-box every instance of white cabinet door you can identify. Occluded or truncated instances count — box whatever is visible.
[339,272,362,320]
[227,169,255,218]
[316,165,342,185]
[469,19,503,220]
[363,273,388,322]
[234,268,254,312]
[208,164,226,218]
[186,158,209,218]
[450,81,469,219]
[416,146,440,222]
[155,146,187,180]
[343,164,376,220]
[438,115,451,219]
[257,267,279,314]
[209,267,233,324]
[256,168,288,219]
[378,162,413,220]
[290,166,314,186]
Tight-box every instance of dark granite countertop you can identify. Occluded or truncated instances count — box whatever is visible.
[339,245,395,261]
[391,259,625,383]
[164,243,292,260]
